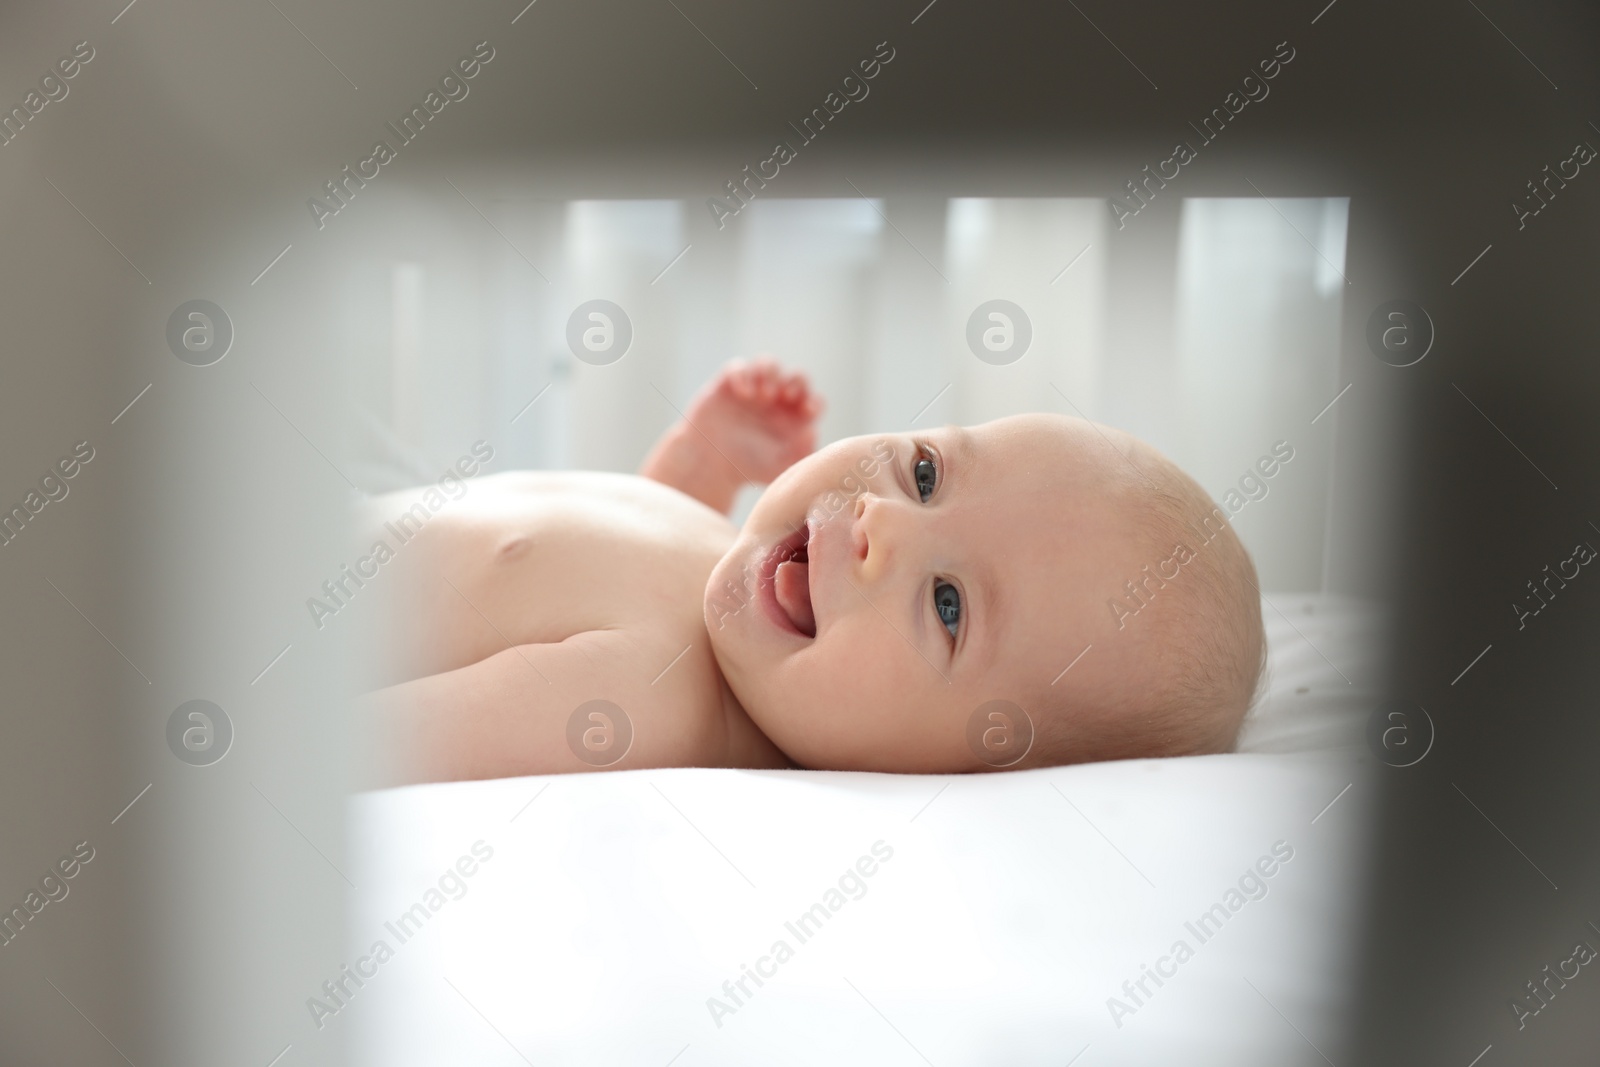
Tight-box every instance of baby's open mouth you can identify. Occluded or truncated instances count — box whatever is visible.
[771,525,815,638]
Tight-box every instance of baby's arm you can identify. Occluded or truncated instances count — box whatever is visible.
[638,422,746,516]
[353,629,716,786]
[640,358,823,515]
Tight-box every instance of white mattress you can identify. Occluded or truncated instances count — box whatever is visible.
[345,593,1384,1066]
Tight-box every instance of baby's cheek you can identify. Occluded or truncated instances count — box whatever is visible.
[831,632,920,721]
[822,627,896,689]
[821,631,869,674]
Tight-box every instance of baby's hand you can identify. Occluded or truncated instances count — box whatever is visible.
[683,358,824,486]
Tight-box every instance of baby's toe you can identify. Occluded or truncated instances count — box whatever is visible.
[749,357,780,385]
[724,362,757,399]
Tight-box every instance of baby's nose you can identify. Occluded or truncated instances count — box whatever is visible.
[851,494,870,562]
[852,493,910,579]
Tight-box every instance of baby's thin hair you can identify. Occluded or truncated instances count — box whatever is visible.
[1031,445,1267,766]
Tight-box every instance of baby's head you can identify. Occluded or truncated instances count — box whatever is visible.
[704,413,1266,773]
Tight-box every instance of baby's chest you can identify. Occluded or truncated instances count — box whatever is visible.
[391,473,730,658]
[357,473,739,697]
[499,522,714,637]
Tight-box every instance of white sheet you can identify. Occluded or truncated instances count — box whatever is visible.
[342,593,1384,1066]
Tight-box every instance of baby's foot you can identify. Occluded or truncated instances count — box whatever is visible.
[683,357,824,486]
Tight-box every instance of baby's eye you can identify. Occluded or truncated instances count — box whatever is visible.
[913,450,937,503]
[933,580,961,640]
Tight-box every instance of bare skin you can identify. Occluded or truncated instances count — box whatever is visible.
[355,358,1245,787]
[355,359,821,786]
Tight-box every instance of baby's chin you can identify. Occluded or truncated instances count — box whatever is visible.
[700,537,777,673]
[703,533,757,618]
[708,535,744,580]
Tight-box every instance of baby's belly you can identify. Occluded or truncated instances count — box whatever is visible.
[357,471,734,684]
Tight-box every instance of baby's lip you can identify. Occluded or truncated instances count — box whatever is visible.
[759,523,814,639]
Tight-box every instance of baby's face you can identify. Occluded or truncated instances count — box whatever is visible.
[704,413,1160,772]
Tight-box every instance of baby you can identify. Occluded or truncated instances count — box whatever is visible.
[354,360,1265,786]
